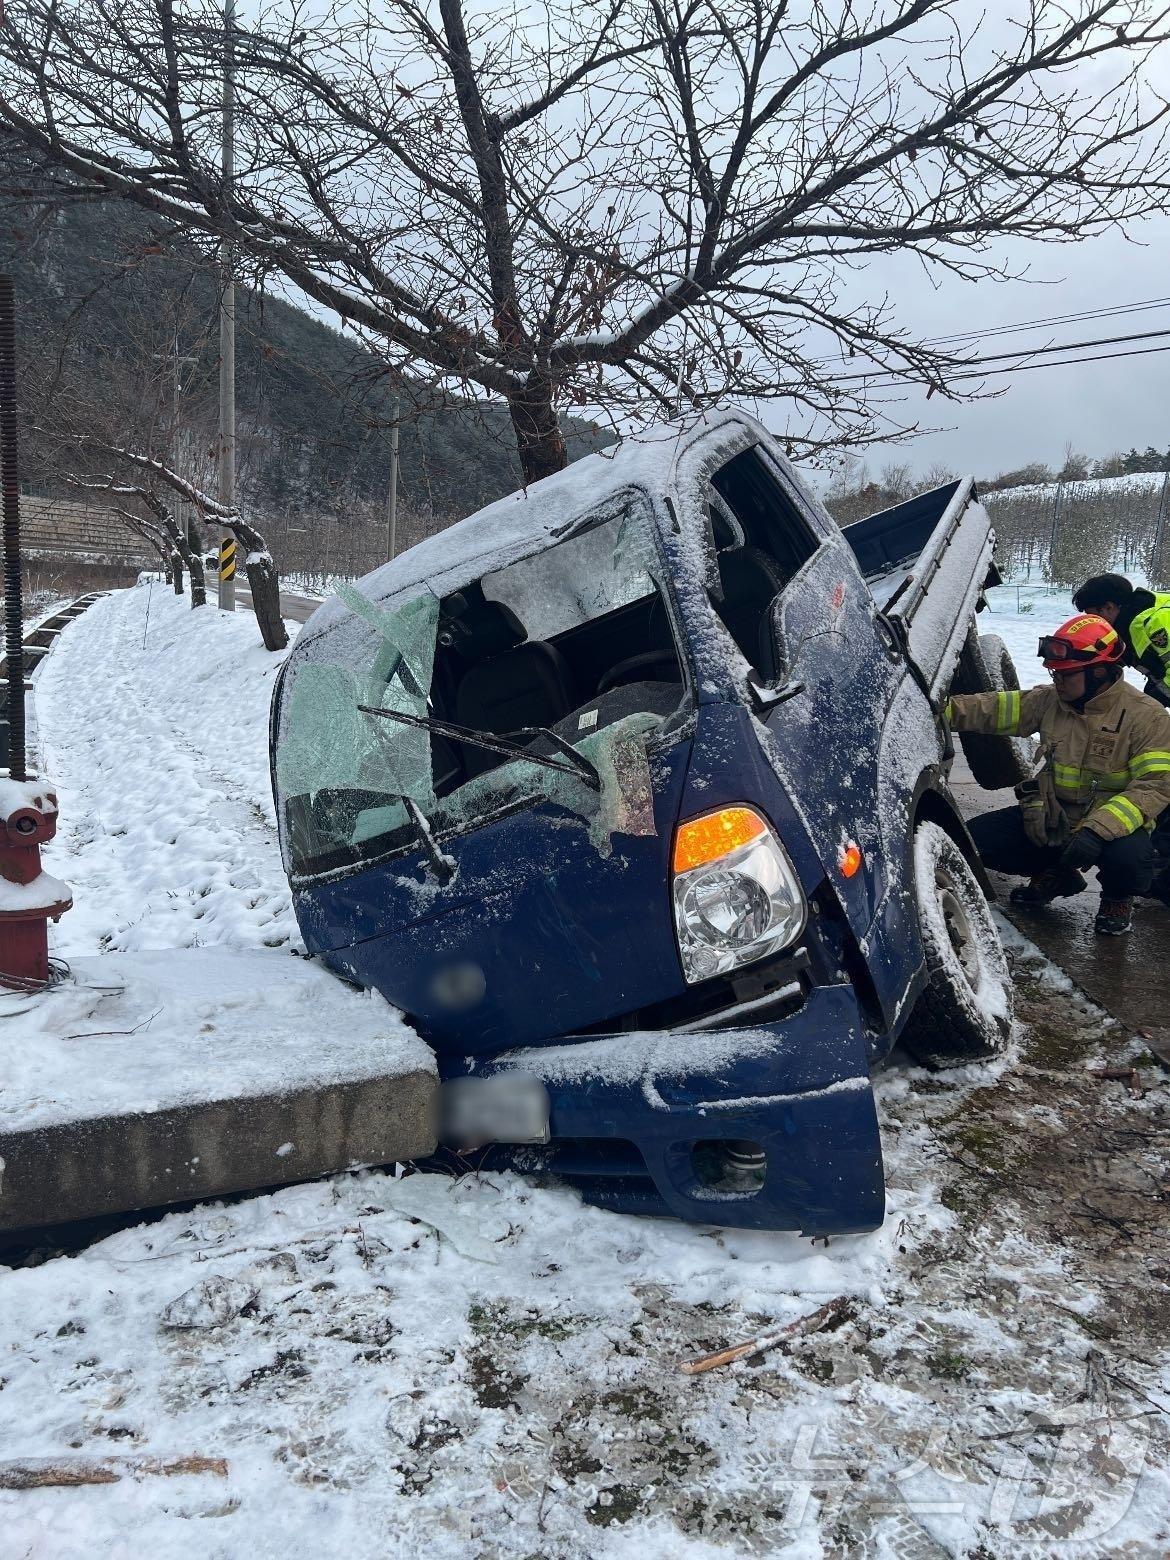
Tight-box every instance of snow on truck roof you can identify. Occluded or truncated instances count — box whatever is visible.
[298,408,756,646]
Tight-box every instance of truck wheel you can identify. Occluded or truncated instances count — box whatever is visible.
[901,822,1013,1070]
[950,627,1038,790]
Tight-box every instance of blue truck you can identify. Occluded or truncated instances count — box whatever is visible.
[272,411,1024,1235]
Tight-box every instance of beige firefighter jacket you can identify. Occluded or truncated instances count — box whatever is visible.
[947,677,1170,847]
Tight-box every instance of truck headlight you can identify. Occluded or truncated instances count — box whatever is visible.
[671,806,806,984]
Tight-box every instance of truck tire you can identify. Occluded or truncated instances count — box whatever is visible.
[950,627,1038,790]
[901,822,1013,1070]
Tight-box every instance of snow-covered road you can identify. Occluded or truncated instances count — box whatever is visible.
[2,582,1168,1558]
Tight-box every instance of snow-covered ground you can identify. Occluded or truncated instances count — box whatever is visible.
[34,583,298,956]
[987,470,1166,505]
[3,583,1169,1558]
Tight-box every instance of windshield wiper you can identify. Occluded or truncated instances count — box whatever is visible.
[357,705,602,792]
[402,796,456,884]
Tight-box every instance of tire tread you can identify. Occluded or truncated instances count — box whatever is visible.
[902,822,1012,1071]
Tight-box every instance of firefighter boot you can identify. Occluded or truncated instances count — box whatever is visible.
[1147,866,1170,907]
[1094,897,1134,936]
[1010,867,1086,908]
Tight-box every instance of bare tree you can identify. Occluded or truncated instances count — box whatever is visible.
[1059,442,1090,481]
[1,1,1169,482]
[109,500,181,589]
[66,441,286,646]
[71,476,208,607]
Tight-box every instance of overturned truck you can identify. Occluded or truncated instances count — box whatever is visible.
[272,410,1027,1236]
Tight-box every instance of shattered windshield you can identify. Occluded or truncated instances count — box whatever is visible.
[274,493,690,879]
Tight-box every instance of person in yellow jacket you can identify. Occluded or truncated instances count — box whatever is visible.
[1072,573,1170,706]
[1071,573,1170,887]
[947,613,1170,935]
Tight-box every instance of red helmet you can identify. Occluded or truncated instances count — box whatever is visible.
[1039,614,1124,671]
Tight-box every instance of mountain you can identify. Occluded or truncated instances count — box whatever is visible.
[2,190,611,533]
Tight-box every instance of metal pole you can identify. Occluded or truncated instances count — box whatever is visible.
[0,276,27,782]
[387,395,400,560]
[1047,480,1063,581]
[218,0,237,611]
[1152,468,1170,587]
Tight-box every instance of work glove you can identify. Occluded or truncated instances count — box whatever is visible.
[1059,829,1105,874]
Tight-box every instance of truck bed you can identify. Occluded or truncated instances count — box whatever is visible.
[843,478,999,698]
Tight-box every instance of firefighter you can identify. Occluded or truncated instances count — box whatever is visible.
[946,613,1170,935]
[1072,573,1170,706]
[1072,573,1170,889]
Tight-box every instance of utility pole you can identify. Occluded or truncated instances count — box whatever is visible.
[153,342,199,574]
[218,0,237,611]
[387,395,400,560]
[0,275,26,781]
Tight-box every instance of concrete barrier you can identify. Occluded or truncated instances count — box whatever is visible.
[0,1068,437,1231]
[0,947,439,1233]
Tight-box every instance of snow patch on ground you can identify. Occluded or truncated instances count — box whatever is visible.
[33,584,298,958]
[0,948,430,1132]
[988,470,1165,504]
[4,1014,1168,1558]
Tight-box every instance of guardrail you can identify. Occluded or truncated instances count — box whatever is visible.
[0,593,107,772]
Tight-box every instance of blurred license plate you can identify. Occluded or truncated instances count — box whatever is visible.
[439,1072,550,1151]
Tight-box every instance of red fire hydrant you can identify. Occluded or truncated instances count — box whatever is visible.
[0,778,72,991]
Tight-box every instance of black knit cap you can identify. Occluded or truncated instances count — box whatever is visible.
[1072,573,1135,612]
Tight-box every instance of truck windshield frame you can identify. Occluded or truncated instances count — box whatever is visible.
[273,490,693,883]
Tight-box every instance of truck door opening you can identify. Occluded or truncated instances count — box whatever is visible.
[708,447,822,680]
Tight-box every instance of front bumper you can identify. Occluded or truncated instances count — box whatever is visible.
[446,982,885,1235]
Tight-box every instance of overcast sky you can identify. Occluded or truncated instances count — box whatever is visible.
[784,213,1170,484]
[771,8,1170,488]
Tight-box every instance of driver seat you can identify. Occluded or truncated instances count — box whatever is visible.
[454,602,574,776]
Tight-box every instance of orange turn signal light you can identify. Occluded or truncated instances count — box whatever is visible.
[672,806,768,874]
[840,842,862,879]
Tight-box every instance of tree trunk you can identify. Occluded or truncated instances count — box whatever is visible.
[147,499,205,610]
[230,515,288,651]
[172,550,184,594]
[243,550,288,651]
[168,525,204,608]
[189,555,207,608]
[187,514,206,608]
[508,372,568,485]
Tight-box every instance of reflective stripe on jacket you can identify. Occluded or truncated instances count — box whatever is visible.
[947,678,1170,843]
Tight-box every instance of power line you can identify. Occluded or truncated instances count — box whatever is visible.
[839,325,1170,385]
[919,295,1170,349]
[815,293,1170,370]
[859,338,1170,390]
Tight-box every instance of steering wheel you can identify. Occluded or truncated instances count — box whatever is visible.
[596,651,679,697]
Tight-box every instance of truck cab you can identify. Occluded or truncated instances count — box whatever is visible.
[272,411,1014,1234]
